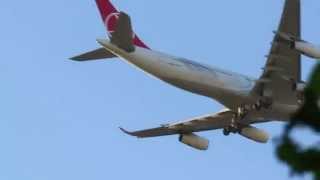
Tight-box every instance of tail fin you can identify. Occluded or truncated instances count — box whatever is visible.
[95,0,150,49]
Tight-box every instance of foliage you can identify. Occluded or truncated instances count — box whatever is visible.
[277,64,320,180]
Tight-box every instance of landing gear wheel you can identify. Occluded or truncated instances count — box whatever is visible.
[223,128,230,136]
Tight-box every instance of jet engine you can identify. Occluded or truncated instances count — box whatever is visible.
[239,125,269,143]
[295,82,306,92]
[293,41,320,59]
[275,31,320,59]
[179,133,209,150]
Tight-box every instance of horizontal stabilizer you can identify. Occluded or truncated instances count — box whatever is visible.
[70,48,116,61]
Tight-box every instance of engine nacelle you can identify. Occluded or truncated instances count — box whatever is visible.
[275,31,320,59]
[294,41,320,59]
[179,133,209,151]
[239,126,269,143]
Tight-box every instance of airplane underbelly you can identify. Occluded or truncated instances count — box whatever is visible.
[160,75,252,109]
[124,52,227,100]
[125,55,225,97]
[106,46,253,108]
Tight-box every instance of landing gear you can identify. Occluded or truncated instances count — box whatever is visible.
[223,105,249,136]
[223,125,240,136]
[223,128,230,136]
[223,115,240,136]
[237,106,247,119]
[236,100,265,119]
[222,98,272,137]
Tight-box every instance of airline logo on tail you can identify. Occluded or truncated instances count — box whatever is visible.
[105,12,136,39]
[95,0,150,49]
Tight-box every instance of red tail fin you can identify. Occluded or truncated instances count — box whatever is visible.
[95,0,150,49]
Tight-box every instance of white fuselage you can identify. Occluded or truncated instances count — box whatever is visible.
[100,41,299,122]
[105,44,255,107]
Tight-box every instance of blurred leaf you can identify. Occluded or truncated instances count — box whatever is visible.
[292,64,320,133]
[276,64,320,180]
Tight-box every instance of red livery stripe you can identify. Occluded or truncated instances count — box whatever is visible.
[95,0,150,49]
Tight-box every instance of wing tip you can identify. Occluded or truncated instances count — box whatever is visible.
[119,127,139,138]
[69,56,82,61]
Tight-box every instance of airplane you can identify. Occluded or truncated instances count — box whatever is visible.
[71,0,320,150]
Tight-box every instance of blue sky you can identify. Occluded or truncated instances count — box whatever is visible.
[0,0,319,180]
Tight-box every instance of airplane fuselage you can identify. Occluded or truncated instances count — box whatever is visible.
[107,43,255,106]
[100,41,300,122]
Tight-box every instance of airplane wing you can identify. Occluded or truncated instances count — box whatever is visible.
[252,0,301,104]
[120,110,234,138]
